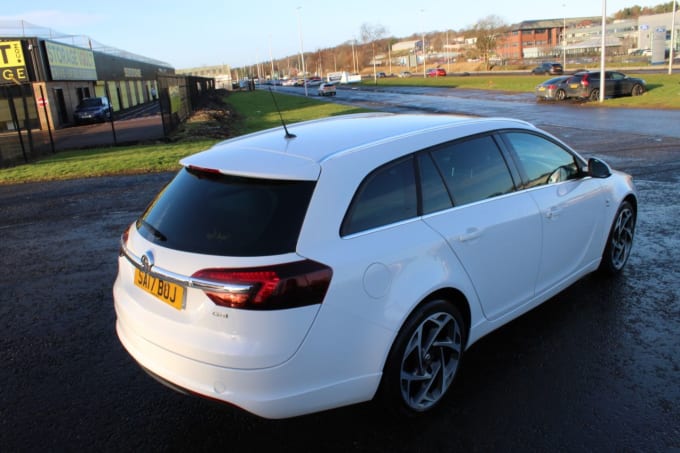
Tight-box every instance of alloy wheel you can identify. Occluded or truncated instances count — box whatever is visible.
[400,311,462,411]
[610,205,635,270]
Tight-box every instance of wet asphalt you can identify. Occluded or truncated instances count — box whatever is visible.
[0,88,679,452]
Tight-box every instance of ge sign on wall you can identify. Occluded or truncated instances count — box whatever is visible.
[0,41,29,84]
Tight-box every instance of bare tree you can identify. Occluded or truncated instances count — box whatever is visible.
[360,22,388,81]
[472,15,507,70]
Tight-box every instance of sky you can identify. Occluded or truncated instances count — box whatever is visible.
[0,0,664,69]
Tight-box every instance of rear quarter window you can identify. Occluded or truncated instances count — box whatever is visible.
[341,156,417,236]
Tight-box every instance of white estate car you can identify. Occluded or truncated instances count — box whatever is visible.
[114,113,637,419]
[317,82,337,96]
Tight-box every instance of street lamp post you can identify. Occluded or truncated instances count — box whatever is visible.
[269,34,275,81]
[599,0,606,103]
[351,38,357,73]
[563,4,567,69]
[446,30,450,73]
[296,6,308,96]
[421,9,426,78]
[669,0,677,75]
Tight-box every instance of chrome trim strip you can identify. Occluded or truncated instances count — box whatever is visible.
[120,238,252,294]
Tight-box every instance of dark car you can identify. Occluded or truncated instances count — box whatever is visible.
[534,76,570,101]
[426,68,447,77]
[531,62,564,75]
[564,71,646,101]
[73,97,111,124]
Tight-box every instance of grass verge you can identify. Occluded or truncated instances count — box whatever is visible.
[228,89,369,134]
[366,72,680,109]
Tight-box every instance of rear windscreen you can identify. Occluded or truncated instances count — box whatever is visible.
[137,167,315,256]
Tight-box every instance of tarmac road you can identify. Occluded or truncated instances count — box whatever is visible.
[1,90,679,452]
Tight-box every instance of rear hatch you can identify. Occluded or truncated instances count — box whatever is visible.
[115,165,332,369]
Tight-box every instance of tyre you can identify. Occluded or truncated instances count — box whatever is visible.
[378,299,466,415]
[599,200,636,275]
[556,89,566,101]
[589,89,600,101]
[631,84,644,96]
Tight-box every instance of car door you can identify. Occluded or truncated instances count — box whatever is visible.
[612,71,635,96]
[420,135,543,320]
[501,131,607,296]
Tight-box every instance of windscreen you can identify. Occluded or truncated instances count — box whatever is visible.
[79,98,103,108]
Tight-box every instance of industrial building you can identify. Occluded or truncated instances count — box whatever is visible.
[1,21,174,134]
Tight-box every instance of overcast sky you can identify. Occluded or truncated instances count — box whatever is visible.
[1,0,663,69]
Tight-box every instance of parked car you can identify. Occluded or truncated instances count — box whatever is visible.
[534,76,570,101]
[564,71,646,101]
[317,82,336,96]
[114,113,637,419]
[304,77,323,87]
[398,71,412,78]
[73,97,111,124]
[426,68,447,77]
[377,72,387,78]
[531,62,564,75]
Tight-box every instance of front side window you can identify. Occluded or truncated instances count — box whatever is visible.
[502,132,580,188]
[429,135,515,206]
[341,157,417,235]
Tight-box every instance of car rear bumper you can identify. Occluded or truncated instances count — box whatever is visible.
[116,316,381,418]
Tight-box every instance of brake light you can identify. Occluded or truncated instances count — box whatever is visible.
[191,260,332,310]
[187,165,221,174]
[119,226,131,256]
[581,75,589,86]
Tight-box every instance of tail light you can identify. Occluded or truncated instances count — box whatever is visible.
[191,260,332,310]
[119,226,131,256]
[581,75,590,87]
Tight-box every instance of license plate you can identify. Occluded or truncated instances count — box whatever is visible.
[569,83,579,88]
[538,87,546,91]
[134,268,185,310]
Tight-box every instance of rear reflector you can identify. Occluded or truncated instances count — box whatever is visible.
[192,260,332,310]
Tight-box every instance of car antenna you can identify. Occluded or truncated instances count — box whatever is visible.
[268,88,296,139]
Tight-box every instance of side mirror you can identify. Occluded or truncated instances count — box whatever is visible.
[587,157,611,178]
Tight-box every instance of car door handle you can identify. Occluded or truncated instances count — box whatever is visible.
[544,206,562,219]
[456,227,482,242]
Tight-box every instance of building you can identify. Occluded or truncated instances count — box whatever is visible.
[497,12,678,63]
[178,64,232,89]
[1,20,174,134]
[497,17,601,61]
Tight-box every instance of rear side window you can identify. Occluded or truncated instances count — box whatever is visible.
[429,135,515,206]
[137,168,315,256]
[341,156,417,235]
